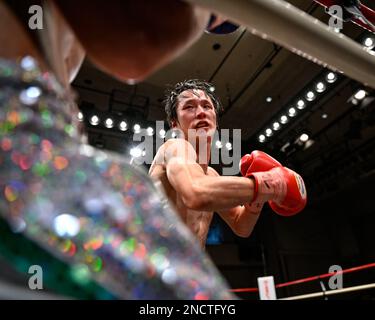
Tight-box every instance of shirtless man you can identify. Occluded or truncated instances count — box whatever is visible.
[149,79,307,247]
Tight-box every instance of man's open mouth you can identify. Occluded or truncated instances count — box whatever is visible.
[195,121,210,128]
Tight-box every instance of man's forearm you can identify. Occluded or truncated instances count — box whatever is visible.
[189,175,256,211]
[218,204,260,238]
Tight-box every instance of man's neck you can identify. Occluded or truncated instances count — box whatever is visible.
[191,138,211,173]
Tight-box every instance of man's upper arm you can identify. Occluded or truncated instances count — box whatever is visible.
[163,139,205,206]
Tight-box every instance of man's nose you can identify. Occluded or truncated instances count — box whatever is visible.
[196,105,207,117]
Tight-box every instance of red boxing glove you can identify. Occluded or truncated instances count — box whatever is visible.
[240,151,307,216]
[240,151,281,176]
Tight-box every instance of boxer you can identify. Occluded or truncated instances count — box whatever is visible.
[149,79,307,248]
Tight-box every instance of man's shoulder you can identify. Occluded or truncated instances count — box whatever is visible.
[207,166,220,177]
[155,138,186,156]
[157,138,197,165]
[152,139,194,165]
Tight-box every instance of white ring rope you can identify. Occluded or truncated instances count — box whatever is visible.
[279,282,375,300]
[188,0,375,88]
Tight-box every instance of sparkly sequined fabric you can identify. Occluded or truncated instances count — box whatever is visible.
[0,57,235,299]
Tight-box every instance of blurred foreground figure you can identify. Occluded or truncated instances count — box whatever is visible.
[0,0,236,299]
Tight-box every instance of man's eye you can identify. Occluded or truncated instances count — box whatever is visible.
[204,105,212,109]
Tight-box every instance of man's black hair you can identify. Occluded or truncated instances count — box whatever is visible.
[164,79,223,126]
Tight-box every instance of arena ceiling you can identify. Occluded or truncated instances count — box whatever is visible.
[72,0,375,202]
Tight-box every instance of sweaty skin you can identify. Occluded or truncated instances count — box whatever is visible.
[149,157,216,247]
[150,89,261,248]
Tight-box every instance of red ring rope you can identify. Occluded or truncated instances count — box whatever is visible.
[230,262,375,293]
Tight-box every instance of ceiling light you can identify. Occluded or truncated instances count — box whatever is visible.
[299,133,309,142]
[288,107,297,117]
[258,134,266,143]
[306,91,316,101]
[119,121,128,131]
[147,127,154,136]
[133,124,141,133]
[159,129,166,138]
[90,115,99,126]
[363,37,374,49]
[280,115,288,124]
[273,122,280,131]
[354,89,367,100]
[297,99,305,110]
[316,82,326,93]
[105,118,114,128]
[77,112,84,122]
[130,147,142,158]
[326,72,337,83]
[265,128,273,137]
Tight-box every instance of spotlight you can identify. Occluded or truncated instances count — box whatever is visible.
[105,118,114,128]
[258,134,266,143]
[306,91,316,101]
[363,37,374,49]
[159,129,166,138]
[321,113,328,119]
[119,121,128,131]
[147,127,154,136]
[316,82,326,93]
[326,72,337,83]
[354,89,367,100]
[333,27,341,33]
[266,96,272,103]
[209,86,215,92]
[299,133,309,142]
[130,147,142,158]
[280,115,288,124]
[265,128,273,137]
[77,112,84,122]
[273,122,280,131]
[288,107,297,117]
[296,99,305,110]
[90,115,100,126]
[215,140,223,149]
[133,124,141,133]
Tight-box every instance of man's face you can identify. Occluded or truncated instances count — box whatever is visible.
[172,89,217,141]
